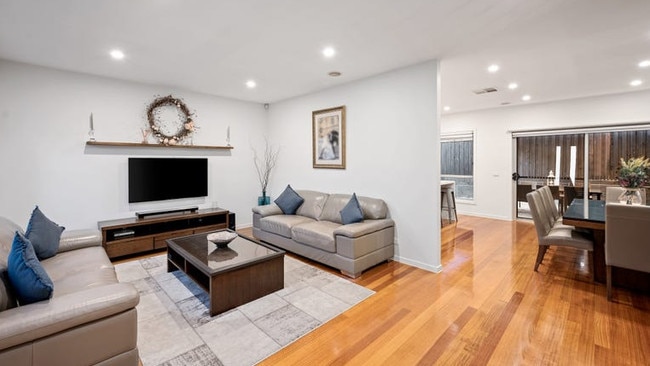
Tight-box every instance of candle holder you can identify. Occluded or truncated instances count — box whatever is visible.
[88,113,96,141]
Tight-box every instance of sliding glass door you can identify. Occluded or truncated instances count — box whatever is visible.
[513,126,650,218]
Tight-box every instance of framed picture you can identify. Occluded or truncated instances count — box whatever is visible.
[312,105,346,169]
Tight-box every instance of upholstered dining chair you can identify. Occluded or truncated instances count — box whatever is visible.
[605,186,647,204]
[538,185,574,230]
[605,203,650,301]
[527,189,594,278]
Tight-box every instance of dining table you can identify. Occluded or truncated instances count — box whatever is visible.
[563,199,650,292]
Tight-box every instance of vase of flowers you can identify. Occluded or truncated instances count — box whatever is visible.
[616,156,650,204]
[253,139,279,206]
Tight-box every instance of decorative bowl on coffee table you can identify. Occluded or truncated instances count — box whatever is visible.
[207,231,238,248]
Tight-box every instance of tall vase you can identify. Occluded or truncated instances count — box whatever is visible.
[258,190,270,206]
[617,188,642,205]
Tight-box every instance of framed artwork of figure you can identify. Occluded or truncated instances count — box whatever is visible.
[312,105,345,169]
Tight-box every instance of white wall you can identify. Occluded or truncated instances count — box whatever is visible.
[442,90,650,220]
[267,61,442,272]
[0,60,267,229]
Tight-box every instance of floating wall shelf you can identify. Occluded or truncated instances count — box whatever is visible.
[85,141,233,150]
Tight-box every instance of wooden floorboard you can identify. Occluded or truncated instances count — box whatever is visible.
[252,216,650,366]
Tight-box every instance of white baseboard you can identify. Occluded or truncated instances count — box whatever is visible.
[457,211,512,221]
[392,256,443,273]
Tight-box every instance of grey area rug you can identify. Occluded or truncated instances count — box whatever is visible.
[115,254,374,366]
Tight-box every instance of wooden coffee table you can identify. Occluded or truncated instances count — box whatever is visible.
[166,230,284,316]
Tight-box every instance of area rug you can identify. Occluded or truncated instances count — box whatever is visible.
[115,254,374,366]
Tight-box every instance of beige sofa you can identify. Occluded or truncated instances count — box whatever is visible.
[0,217,139,366]
[252,190,395,278]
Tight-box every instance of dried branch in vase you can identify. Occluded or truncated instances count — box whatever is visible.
[253,139,280,197]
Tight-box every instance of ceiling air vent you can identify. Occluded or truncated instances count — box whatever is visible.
[472,87,498,95]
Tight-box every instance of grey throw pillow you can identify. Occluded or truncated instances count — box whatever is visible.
[274,185,304,214]
[25,206,65,260]
[340,193,364,224]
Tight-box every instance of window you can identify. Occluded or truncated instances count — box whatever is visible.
[441,131,474,200]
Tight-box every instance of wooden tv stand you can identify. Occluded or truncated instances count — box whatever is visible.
[98,208,229,259]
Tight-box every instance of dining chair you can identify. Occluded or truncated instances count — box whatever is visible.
[605,203,650,301]
[526,190,594,278]
[538,186,573,230]
[605,186,646,204]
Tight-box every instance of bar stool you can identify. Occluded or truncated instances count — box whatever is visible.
[441,180,457,224]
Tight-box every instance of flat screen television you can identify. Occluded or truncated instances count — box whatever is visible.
[128,157,208,203]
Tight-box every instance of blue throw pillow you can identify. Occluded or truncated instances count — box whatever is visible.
[7,232,54,305]
[274,185,305,214]
[25,206,65,260]
[340,193,364,224]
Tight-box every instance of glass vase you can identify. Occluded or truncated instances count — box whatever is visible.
[618,188,642,205]
[257,193,270,206]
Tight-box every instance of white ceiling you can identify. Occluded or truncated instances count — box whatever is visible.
[1,0,649,114]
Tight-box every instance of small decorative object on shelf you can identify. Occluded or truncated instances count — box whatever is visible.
[253,138,279,206]
[146,95,197,146]
[140,128,150,144]
[617,156,650,205]
[226,125,231,146]
[88,113,96,142]
[207,231,238,248]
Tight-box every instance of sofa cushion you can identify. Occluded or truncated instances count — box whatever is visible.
[42,246,117,297]
[25,206,65,260]
[259,215,315,238]
[357,196,388,220]
[296,190,329,219]
[7,232,54,305]
[275,185,305,214]
[0,269,17,311]
[319,194,352,224]
[340,193,364,225]
[0,216,24,268]
[291,221,341,253]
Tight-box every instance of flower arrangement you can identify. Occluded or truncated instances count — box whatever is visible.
[617,156,650,188]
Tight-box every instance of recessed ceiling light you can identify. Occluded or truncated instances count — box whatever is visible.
[245,80,257,88]
[487,64,500,73]
[443,106,451,111]
[630,79,643,86]
[328,71,341,77]
[322,47,336,58]
[508,82,518,90]
[638,60,650,68]
[109,49,125,60]
[522,94,531,101]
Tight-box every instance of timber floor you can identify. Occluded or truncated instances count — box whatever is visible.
[250,215,650,365]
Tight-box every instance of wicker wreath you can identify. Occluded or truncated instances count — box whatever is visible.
[146,95,195,145]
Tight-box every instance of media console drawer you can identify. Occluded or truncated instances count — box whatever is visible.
[98,208,230,259]
[105,237,153,258]
[154,229,194,249]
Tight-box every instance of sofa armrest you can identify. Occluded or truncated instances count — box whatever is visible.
[58,229,102,253]
[0,283,139,351]
[252,204,283,217]
[334,219,395,238]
